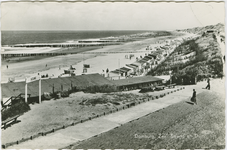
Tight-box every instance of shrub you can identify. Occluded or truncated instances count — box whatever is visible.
[52,90,70,99]
[84,84,118,93]
[2,102,30,121]
[61,91,70,97]
[85,97,108,106]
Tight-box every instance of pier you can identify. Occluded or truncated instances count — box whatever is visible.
[8,39,122,48]
[1,39,123,59]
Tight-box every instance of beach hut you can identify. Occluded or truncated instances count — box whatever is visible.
[110,66,132,77]
[126,64,138,75]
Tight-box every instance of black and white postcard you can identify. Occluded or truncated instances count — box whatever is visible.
[1,1,225,149]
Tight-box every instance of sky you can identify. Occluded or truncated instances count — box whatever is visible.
[1,2,225,31]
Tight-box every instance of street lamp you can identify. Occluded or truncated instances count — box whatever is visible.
[118,59,120,79]
[169,70,172,85]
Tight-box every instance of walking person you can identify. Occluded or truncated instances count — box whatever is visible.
[106,68,109,77]
[102,69,105,77]
[6,65,8,69]
[205,77,210,90]
[191,89,197,105]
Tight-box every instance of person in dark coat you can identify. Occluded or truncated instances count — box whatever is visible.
[106,68,109,77]
[191,89,197,105]
[205,78,210,90]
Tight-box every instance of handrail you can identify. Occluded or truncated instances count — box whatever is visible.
[3,96,13,106]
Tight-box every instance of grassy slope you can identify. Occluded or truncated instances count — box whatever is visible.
[176,34,223,78]
[72,91,225,149]
[150,33,223,77]
[150,23,224,77]
[2,90,168,144]
[177,23,224,34]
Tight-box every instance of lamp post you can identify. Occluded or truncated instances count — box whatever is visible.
[39,75,41,104]
[169,70,172,85]
[118,59,120,79]
[26,74,42,104]
[25,78,27,103]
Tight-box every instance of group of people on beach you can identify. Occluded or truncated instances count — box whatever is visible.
[102,68,109,77]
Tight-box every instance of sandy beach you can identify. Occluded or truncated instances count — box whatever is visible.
[1,31,195,83]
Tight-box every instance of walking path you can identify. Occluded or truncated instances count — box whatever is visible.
[6,80,220,149]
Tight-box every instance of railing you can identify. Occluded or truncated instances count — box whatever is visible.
[1,96,15,112]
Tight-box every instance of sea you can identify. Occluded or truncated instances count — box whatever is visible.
[1,30,151,46]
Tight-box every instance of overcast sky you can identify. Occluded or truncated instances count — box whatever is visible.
[1,2,225,31]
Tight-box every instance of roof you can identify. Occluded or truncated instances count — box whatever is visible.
[112,76,163,86]
[110,70,120,74]
[160,46,169,50]
[137,59,148,64]
[142,57,150,61]
[144,56,153,60]
[114,69,125,74]
[111,67,132,74]
[137,55,154,64]
[121,67,131,71]
[131,62,141,67]
[126,64,138,69]
[148,54,157,57]
[1,73,114,98]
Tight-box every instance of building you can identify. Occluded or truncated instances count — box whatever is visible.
[206,29,217,34]
[1,73,115,103]
[110,67,133,77]
[112,76,163,91]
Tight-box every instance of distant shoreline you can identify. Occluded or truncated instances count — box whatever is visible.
[1,46,103,65]
[1,31,186,83]
[1,31,175,65]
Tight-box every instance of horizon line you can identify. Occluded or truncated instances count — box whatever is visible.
[1,29,168,31]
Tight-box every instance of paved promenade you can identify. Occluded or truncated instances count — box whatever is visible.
[7,80,223,149]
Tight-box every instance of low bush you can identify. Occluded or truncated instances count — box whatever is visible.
[2,102,30,121]
[84,84,118,93]
[52,90,70,99]
[88,98,107,106]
